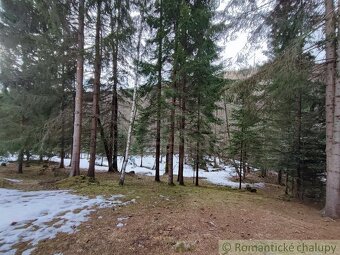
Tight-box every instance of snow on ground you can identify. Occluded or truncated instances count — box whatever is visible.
[1,153,264,188]
[0,188,126,255]
[0,154,20,163]
[50,154,108,171]
[4,178,23,183]
[50,154,264,189]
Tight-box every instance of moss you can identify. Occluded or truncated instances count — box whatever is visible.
[174,241,196,252]
[1,162,273,210]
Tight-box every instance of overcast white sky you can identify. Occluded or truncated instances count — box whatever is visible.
[218,0,270,71]
[221,32,268,70]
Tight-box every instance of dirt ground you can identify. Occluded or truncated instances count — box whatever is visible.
[1,162,340,255]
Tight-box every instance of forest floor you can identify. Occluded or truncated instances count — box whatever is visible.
[1,162,340,255]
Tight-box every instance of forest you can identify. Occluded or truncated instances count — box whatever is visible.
[1,0,340,254]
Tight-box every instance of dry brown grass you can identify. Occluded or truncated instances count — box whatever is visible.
[1,163,340,255]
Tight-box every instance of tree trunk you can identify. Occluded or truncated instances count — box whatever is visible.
[25,150,30,166]
[120,4,145,185]
[69,88,76,167]
[239,142,243,189]
[285,171,289,195]
[70,0,85,177]
[59,65,66,169]
[155,0,164,182]
[223,92,231,152]
[278,169,282,185]
[165,144,169,174]
[195,143,199,186]
[166,8,180,186]
[243,145,247,180]
[17,149,24,174]
[177,7,188,186]
[108,3,121,173]
[88,0,102,178]
[178,79,185,186]
[167,101,175,185]
[324,0,336,174]
[97,114,112,170]
[325,0,340,218]
[195,96,201,186]
[296,93,303,200]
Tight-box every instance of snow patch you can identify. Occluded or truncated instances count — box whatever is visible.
[3,154,264,189]
[51,154,264,188]
[4,178,23,183]
[0,188,125,255]
[116,222,124,228]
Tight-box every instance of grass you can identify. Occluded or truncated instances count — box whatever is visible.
[2,162,340,255]
[0,161,262,205]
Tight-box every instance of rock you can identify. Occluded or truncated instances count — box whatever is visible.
[1,163,6,166]
[174,241,196,252]
[127,171,135,175]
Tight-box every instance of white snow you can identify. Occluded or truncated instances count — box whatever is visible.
[4,178,23,183]
[116,216,128,228]
[50,155,109,171]
[50,154,265,189]
[0,188,125,255]
[116,222,124,228]
[2,153,264,189]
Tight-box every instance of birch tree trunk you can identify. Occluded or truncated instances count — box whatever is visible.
[70,0,85,177]
[325,0,340,218]
[88,0,102,178]
[119,2,145,185]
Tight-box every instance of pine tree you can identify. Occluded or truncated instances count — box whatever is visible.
[0,0,74,172]
[88,0,103,178]
[104,0,134,173]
